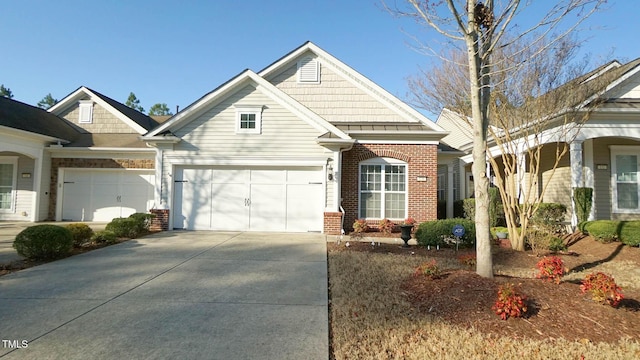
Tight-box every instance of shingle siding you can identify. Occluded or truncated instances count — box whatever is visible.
[59,98,138,134]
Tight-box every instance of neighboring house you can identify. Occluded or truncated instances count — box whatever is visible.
[437,58,640,226]
[143,41,447,233]
[0,87,159,222]
[1,42,448,234]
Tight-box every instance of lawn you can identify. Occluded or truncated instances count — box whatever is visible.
[327,235,640,359]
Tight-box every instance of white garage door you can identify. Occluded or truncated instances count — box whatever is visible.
[173,167,324,232]
[60,170,155,222]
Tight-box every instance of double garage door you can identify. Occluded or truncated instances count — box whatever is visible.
[173,167,324,232]
[60,169,155,222]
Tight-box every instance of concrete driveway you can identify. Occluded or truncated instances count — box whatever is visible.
[0,231,328,359]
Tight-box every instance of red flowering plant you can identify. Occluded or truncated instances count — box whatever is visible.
[414,260,441,279]
[351,219,369,240]
[580,272,624,307]
[402,217,416,226]
[492,283,528,320]
[535,256,566,284]
[457,253,477,268]
[378,218,395,235]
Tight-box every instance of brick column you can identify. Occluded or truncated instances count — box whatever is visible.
[323,212,343,235]
[149,209,170,231]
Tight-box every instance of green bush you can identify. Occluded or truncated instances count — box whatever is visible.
[488,187,504,228]
[531,203,567,225]
[437,200,447,219]
[573,187,593,224]
[583,220,618,243]
[462,198,475,221]
[548,237,567,252]
[453,199,465,218]
[91,230,118,244]
[13,225,73,260]
[65,223,94,247]
[105,217,141,238]
[619,221,640,247]
[415,218,475,248]
[128,212,155,232]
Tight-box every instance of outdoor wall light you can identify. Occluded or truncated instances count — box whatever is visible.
[328,165,334,181]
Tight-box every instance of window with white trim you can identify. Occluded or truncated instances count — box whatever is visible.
[234,105,263,134]
[611,147,640,213]
[0,157,17,212]
[78,100,93,123]
[359,158,407,219]
[297,56,320,84]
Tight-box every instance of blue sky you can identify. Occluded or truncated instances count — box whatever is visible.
[1,0,636,120]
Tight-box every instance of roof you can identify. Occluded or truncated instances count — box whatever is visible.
[66,133,149,148]
[0,96,80,142]
[87,88,160,131]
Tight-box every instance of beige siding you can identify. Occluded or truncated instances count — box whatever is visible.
[59,97,138,133]
[436,112,473,150]
[173,84,330,157]
[0,154,33,221]
[266,53,406,123]
[540,148,571,220]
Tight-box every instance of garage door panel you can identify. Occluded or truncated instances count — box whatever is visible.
[178,182,212,230]
[61,182,92,221]
[211,182,248,231]
[250,170,285,183]
[92,183,120,221]
[181,168,213,183]
[250,184,286,231]
[286,184,323,232]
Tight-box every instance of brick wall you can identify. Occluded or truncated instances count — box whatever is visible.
[323,211,343,235]
[149,209,170,231]
[341,143,438,232]
[49,158,155,220]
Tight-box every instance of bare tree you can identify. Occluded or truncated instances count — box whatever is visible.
[387,0,606,278]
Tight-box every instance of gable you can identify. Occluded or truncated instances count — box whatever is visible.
[605,70,640,99]
[174,84,330,157]
[57,96,139,134]
[266,53,406,123]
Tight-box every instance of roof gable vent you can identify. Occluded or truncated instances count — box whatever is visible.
[297,56,320,84]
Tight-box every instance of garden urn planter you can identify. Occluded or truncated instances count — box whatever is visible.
[399,224,413,247]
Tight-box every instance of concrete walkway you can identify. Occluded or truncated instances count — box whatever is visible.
[0,231,328,359]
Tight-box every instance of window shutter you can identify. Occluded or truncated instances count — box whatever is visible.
[297,57,320,83]
[78,101,93,123]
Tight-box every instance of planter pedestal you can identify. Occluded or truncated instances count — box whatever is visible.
[399,225,414,247]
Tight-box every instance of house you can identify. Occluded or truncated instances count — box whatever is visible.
[436,57,640,226]
[0,87,159,223]
[1,42,448,234]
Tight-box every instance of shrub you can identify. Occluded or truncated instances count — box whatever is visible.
[13,225,73,260]
[526,229,553,256]
[415,218,475,248]
[531,203,567,233]
[437,200,447,219]
[488,187,504,228]
[378,218,394,235]
[573,187,593,224]
[65,223,94,247]
[580,272,623,307]
[128,212,155,232]
[105,217,141,238]
[583,220,618,243]
[453,199,465,218]
[548,236,567,252]
[535,256,566,284]
[351,219,368,240]
[414,260,441,279]
[462,198,475,221]
[91,230,118,244]
[492,283,527,320]
[457,253,476,268]
[619,221,640,247]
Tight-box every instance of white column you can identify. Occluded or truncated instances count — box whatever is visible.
[570,140,584,227]
[30,149,44,222]
[458,162,466,199]
[154,148,164,208]
[583,139,595,220]
[447,162,454,218]
[332,150,342,212]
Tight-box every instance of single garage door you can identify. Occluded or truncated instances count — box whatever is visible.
[173,167,324,232]
[60,169,155,222]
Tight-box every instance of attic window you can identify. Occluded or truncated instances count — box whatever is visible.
[297,57,320,84]
[78,100,93,124]
[235,105,263,134]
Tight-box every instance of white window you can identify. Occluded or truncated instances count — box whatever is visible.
[0,157,17,212]
[78,100,93,123]
[611,146,640,213]
[359,158,407,219]
[234,105,263,134]
[297,56,320,84]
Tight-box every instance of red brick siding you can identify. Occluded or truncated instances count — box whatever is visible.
[150,209,170,231]
[48,158,155,220]
[341,143,437,232]
[323,211,343,235]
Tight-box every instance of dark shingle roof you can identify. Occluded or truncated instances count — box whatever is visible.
[85,87,160,131]
[0,97,80,141]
